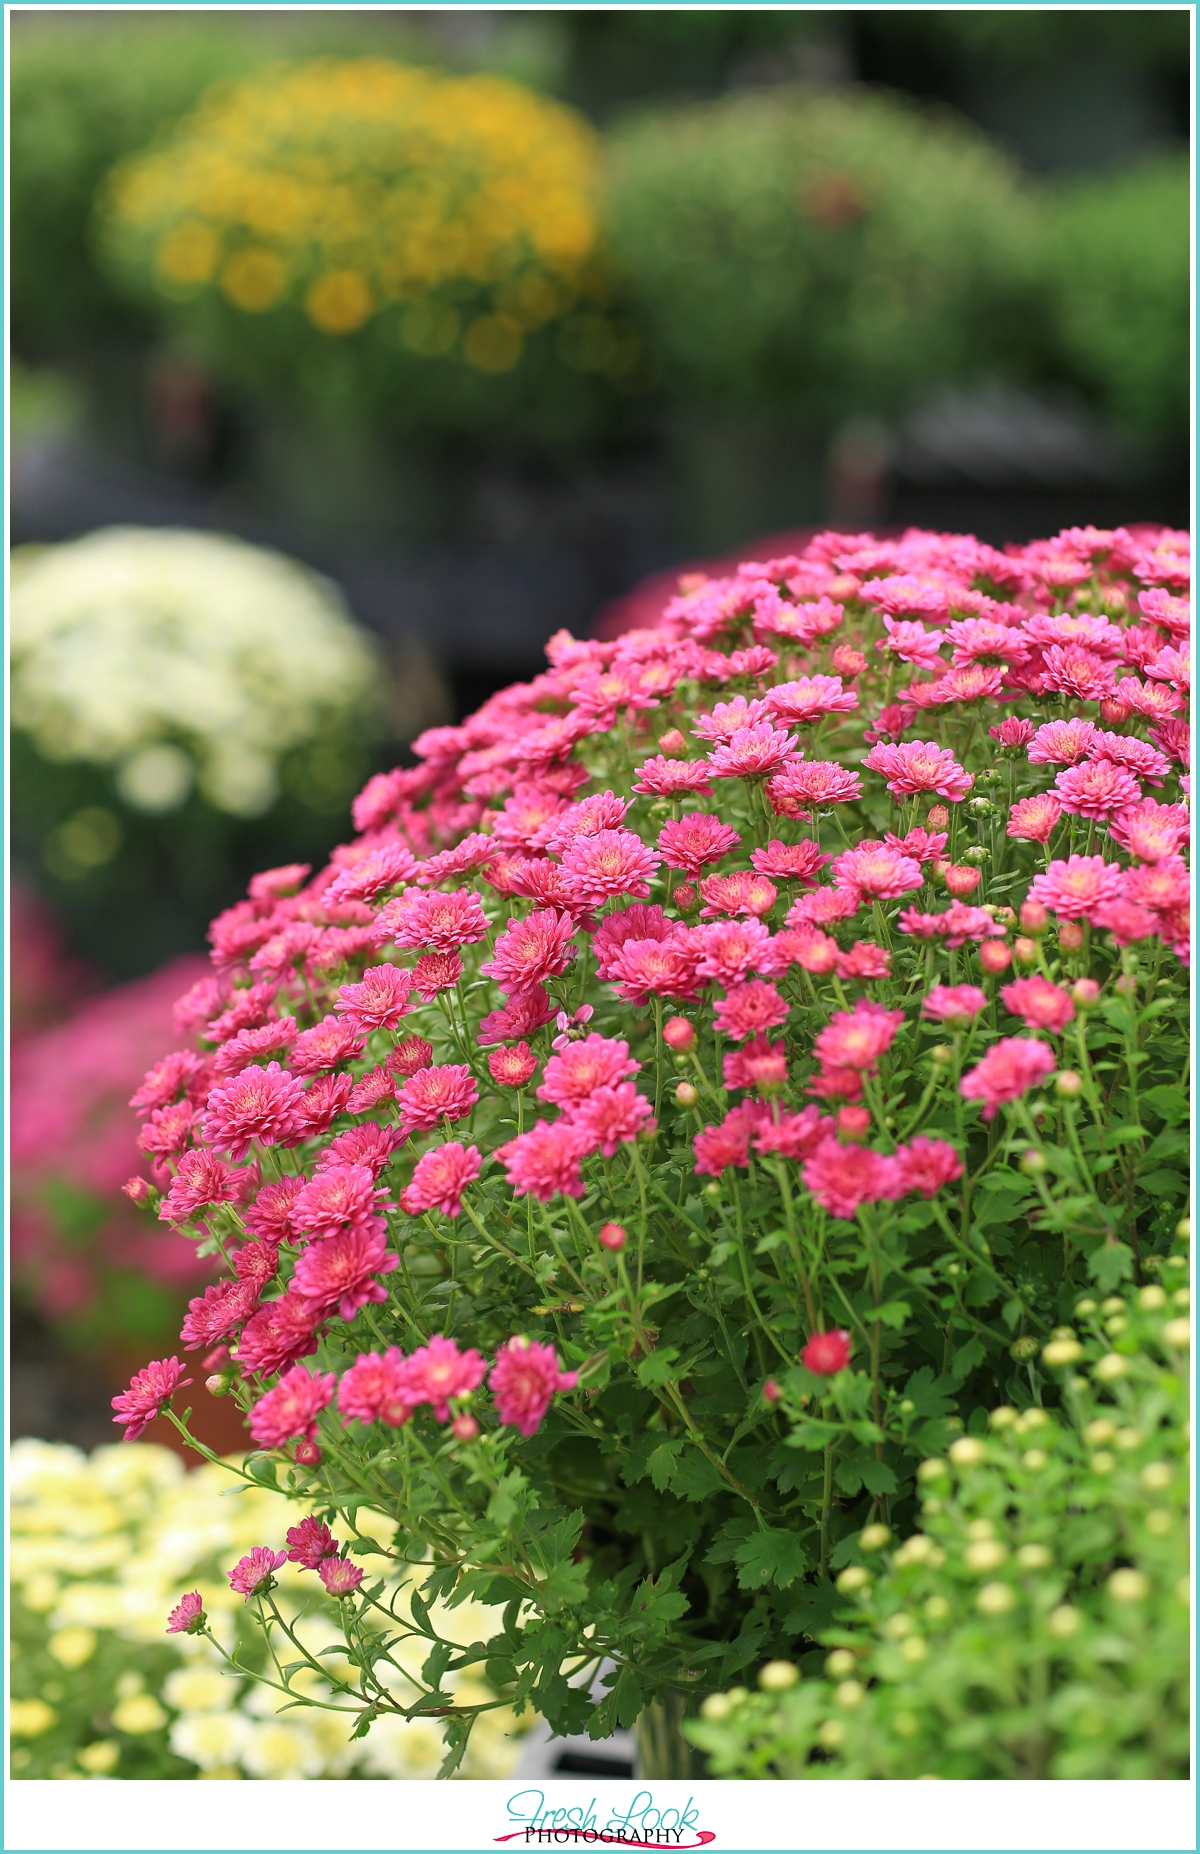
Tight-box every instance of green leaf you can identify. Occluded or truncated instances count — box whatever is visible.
[734,1527,809,1590]
[782,1576,839,1639]
[646,1438,685,1492]
[875,1299,910,1330]
[671,1448,725,1501]
[859,1457,897,1496]
[635,1346,681,1388]
[486,1470,528,1528]
[1141,1084,1188,1126]
[949,1337,986,1380]
[541,1561,589,1610]
[1088,1241,1135,1294]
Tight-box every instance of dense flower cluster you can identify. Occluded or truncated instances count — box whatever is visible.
[115,521,1189,1762]
[101,59,598,366]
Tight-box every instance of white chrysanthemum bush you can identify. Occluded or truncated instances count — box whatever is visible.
[9,1440,529,1780]
[108,523,1188,1777]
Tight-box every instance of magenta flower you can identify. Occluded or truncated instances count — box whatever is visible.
[863,740,974,802]
[835,941,892,982]
[389,888,489,953]
[318,1123,404,1178]
[286,1516,339,1568]
[1027,718,1100,766]
[692,695,773,741]
[657,813,741,877]
[766,675,858,726]
[488,1043,538,1087]
[693,1102,768,1176]
[292,1165,387,1238]
[607,935,707,1006]
[481,909,577,994]
[696,918,771,987]
[802,1329,852,1375]
[1001,976,1076,1034]
[750,839,831,884]
[288,1014,367,1076]
[111,1356,191,1441]
[1109,798,1190,863]
[565,1082,655,1156]
[1028,854,1125,922]
[318,1556,364,1597]
[631,756,715,797]
[561,828,661,907]
[411,951,463,1001]
[787,886,863,928]
[405,1334,488,1419]
[338,1348,420,1427]
[293,1224,398,1322]
[180,1280,259,1350]
[228,1547,288,1601]
[165,1591,206,1635]
[831,843,923,902]
[1054,762,1142,821]
[801,1140,904,1220]
[895,1136,964,1198]
[243,1175,307,1242]
[327,842,419,904]
[767,760,863,816]
[488,1337,578,1437]
[157,1150,247,1224]
[921,984,988,1025]
[707,724,799,781]
[236,1291,319,1378]
[399,1143,482,1218]
[988,716,1036,749]
[129,1049,208,1116]
[713,979,790,1041]
[1007,794,1063,844]
[723,1037,788,1093]
[697,871,778,919]
[1088,731,1171,786]
[537,1034,639,1105]
[813,1004,905,1073]
[495,1119,594,1200]
[960,1037,1056,1120]
[1041,644,1117,703]
[248,1363,337,1448]
[396,1063,479,1133]
[334,965,413,1034]
[201,1062,307,1162]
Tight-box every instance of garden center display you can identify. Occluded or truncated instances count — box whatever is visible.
[96,522,1192,1778]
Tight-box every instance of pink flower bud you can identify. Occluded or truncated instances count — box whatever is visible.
[202,1345,231,1373]
[1054,1070,1083,1098]
[1019,900,1049,934]
[826,574,859,601]
[658,729,687,755]
[927,805,951,831]
[205,1374,232,1398]
[836,1105,872,1143]
[802,1330,852,1376]
[1071,978,1101,1009]
[763,1379,782,1405]
[451,1412,480,1441]
[993,906,1017,929]
[663,1016,696,1052]
[673,883,697,912]
[944,865,982,898]
[1058,922,1085,953]
[978,941,1012,975]
[122,1176,154,1206]
[675,1081,699,1107]
[1014,936,1039,965]
[832,644,867,676]
[293,1440,322,1467]
[1099,697,1131,725]
[1114,972,1137,996]
[599,1222,627,1251]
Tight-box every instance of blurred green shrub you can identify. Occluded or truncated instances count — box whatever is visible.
[1038,154,1189,442]
[602,85,1040,431]
[687,1256,1191,1779]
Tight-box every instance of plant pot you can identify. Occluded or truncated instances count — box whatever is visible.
[634,1689,709,1780]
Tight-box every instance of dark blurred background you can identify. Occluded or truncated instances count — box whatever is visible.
[8,7,1190,1436]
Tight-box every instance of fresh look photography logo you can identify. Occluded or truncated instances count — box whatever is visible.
[496,1789,715,1849]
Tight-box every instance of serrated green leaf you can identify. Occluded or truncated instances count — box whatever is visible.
[734,1526,808,1590]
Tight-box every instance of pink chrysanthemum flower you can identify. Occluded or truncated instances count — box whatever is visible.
[706,724,799,781]
[289,1014,367,1076]
[334,965,413,1034]
[1054,761,1142,821]
[565,1082,655,1156]
[801,1139,904,1220]
[863,740,974,802]
[723,1037,788,1093]
[338,1348,419,1426]
[243,1175,307,1242]
[1125,858,1191,917]
[1109,798,1190,862]
[543,790,632,858]
[111,1356,191,1441]
[693,1102,769,1175]
[205,983,280,1043]
[396,1063,479,1132]
[657,814,741,877]
[211,1018,298,1078]
[1041,644,1117,702]
[179,1280,259,1350]
[813,1003,905,1072]
[489,1337,578,1437]
[236,1292,318,1378]
[884,826,948,864]
[1138,587,1191,637]
[895,1136,964,1198]
[929,662,1006,705]
[411,952,464,1001]
[750,839,831,884]
[388,1034,435,1077]
[389,888,490,953]
[960,1037,1056,1119]
[1028,854,1124,921]
[766,761,863,816]
[137,1100,198,1162]
[405,1334,488,1420]
[166,1592,206,1635]
[947,618,1030,668]
[1087,731,1171,786]
[1001,976,1075,1034]
[292,1223,398,1322]
[607,934,707,1005]
[863,700,920,746]
[537,1034,640,1105]
[399,1142,482,1218]
[713,979,790,1041]
[319,1556,365,1597]
[1007,794,1063,844]
[831,843,923,902]
[1090,898,1158,946]
[753,1105,832,1159]
[347,1067,398,1112]
[477,986,558,1044]
[760,925,839,975]
[493,783,572,851]
[248,1364,335,1446]
[202,1063,306,1162]
[877,617,945,672]
[921,984,988,1025]
[482,909,577,994]
[228,1547,288,1601]
[157,1150,247,1224]
[802,1329,852,1374]
[327,842,419,904]
[696,918,771,986]
[989,716,1036,749]
[631,756,715,797]
[488,1043,538,1087]
[495,1119,593,1200]
[766,675,859,726]
[291,1164,385,1238]
[130,1049,209,1116]
[1119,676,1185,721]
[294,1071,354,1139]
[697,871,778,919]
[836,942,892,982]
[560,829,661,907]
[286,1516,339,1569]
[692,695,773,742]
[234,1239,280,1291]
[787,887,863,928]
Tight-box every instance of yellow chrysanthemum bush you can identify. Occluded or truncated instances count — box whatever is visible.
[98,59,639,437]
[9,1440,530,1781]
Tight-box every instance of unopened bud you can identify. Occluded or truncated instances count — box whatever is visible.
[1058,922,1085,952]
[978,940,1011,974]
[663,1015,696,1052]
[202,1345,231,1373]
[1071,978,1101,1009]
[1114,972,1137,996]
[763,1379,782,1405]
[931,1044,953,1066]
[962,845,990,866]
[1009,1335,1039,1361]
[927,805,951,831]
[599,1222,627,1252]
[1175,1216,1190,1244]
[1019,1147,1048,1174]
[836,1105,872,1143]
[658,728,687,755]
[122,1176,155,1206]
[672,883,697,912]
[675,1081,699,1107]
[944,865,981,897]
[293,1440,322,1466]
[1099,698,1131,725]
[1019,900,1049,935]
[205,1373,233,1398]
[1013,936,1039,965]
[1054,1070,1083,1099]
[831,644,866,676]
[451,1413,480,1441]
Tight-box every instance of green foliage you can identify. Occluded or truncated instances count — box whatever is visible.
[1038,155,1189,441]
[686,1260,1191,1777]
[602,85,1039,429]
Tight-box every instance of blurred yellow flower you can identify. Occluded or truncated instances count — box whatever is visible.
[11,1698,57,1737]
[101,58,599,365]
[112,1693,168,1735]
